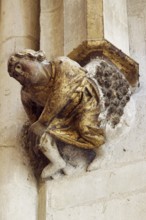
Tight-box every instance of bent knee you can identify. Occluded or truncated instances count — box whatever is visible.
[78,125,105,147]
[39,132,52,147]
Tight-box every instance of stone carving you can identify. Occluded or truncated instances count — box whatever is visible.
[8,49,131,180]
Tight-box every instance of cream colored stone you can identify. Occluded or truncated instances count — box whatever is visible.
[38,183,47,220]
[0,147,37,220]
[43,161,146,210]
[47,193,146,220]
[0,0,39,62]
[103,0,129,55]
[105,193,146,220]
[64,0,87,55]
[127,0,146,89]
[0,0,40,145]
[0,1,39,219]
[1,1,146,220]
[87,0,103,40]
[40,0,64,59]
[39,1,146,220]
[42,161,146,219]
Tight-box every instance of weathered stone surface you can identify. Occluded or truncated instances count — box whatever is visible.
[0,0,39,62]
[64,0,87,55]
[39,1,146,220]
[68,40,139,88]
[0,146,37,220]
[48,193,146,220]
[86,0,129,55]
[1,1,146,220]
[0,1,39,219]
[40,0,64,59]
[41,161,146,219]
[103,0,129,55]
[87,0,103,40]
[0,0,40,145]
[127,0,146,90]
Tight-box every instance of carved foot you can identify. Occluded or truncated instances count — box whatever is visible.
[41,160,66,180]
[62,163,77,175]
[87,145,106,171]
[39,132,66,180]
[87,157,103,171]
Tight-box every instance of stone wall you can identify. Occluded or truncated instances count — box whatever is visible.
[0,1,39,219]
[0,0,146,220]
[103,0,129,55]
[40,1,146,219]
[40,0,87,58]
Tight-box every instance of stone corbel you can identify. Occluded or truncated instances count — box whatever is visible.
[8,41,139,180]
[7,0,139,181]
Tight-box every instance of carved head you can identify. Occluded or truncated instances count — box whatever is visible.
[8,49,49,86]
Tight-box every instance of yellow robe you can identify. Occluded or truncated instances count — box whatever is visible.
[39,57,105,149]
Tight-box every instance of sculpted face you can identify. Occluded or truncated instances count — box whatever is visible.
[8,49,50,86]
[8,56,43,86]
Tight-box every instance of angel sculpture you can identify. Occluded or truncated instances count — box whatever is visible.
[8,49,131,179]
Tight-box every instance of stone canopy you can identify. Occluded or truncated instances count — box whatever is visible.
[68,40,139,88]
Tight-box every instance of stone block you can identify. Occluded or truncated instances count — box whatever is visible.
[47,193,146,220]
[0,146,37,220]
[40,161,146,215]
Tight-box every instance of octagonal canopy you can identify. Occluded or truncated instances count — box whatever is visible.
[68,40,139,88]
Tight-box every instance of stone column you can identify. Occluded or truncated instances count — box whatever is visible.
[64,0,87,55]
[40,0,87,58]
[40,0,64,60]
[0,1,39,219]
[87,0,129,55]
[87,0,104,40]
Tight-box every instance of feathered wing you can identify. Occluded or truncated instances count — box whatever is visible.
[85,58,131,128]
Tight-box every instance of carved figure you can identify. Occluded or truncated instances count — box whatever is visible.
[8,49,131,179]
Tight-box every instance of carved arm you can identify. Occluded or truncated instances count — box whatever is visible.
[21,89,43,123]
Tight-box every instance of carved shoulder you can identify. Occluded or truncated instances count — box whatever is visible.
[50,57,87,94]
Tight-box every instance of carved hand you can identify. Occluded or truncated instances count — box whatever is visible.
[29,121,46,136]
[28,121,47,154]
